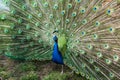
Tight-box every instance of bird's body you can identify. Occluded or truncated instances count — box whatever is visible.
[0,0,120,80]
[52,35,64,64]
[52,40,64,64]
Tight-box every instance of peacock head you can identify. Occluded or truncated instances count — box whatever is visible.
[53,30,58,42]
[53,35,58,42]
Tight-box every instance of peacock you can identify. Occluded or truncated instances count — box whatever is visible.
[0,0,120,79]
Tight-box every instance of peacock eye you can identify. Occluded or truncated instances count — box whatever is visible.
[3,0,10,6]
[72,23,77,27]
[96,52,103,58]
[45,23,49,27]
[110,28,112,31]
[95,21,100,27]
[108,10,111,13]
[18,29,23,34]
[80,72,85,77]
[22,5,27,10]
[86,75,90,79]
[10,9,16,15]
[94,7,97,10]
[76,0,81,3]
[106,9,114,15]
[44,2,49,7]
[109,72,115,78]
[35,22,40,27]
[26,24,31,30]
[1,14,6,20]
[4,28,9,34]
[105,59,112,65]
[80,8,86,14]
[49,14,54,19]
[93,34,98,40]
[93,6,99,12]
[53,4,58,10]
[18,18,23,24]
[67,3,72,9]
[34,32,39,37]
[95,66,100,72]
[56,20,61,25]
[113,55,119,62]
[107,10,111,15]
[103,44,110,49]
[87,44,93,50]
[81,31,86,36]
[66,19,70,23]
[28,14,32,19]
[80,50,85,55]
[72,12,77,17]
[38,13,43,18]
[32,2,37,7]
[89,59,94,64]
[109,27,115,33]
[61,10,65,15]
[82,19,87,24]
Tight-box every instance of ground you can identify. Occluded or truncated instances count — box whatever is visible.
[0,55,86,80]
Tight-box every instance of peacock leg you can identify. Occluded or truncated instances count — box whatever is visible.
[61,65,64,74]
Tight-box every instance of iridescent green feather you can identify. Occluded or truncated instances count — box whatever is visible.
[58,34,67,56]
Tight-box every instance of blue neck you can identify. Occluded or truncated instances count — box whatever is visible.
[52,40,64,64]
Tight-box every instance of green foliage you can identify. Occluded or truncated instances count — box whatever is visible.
[0,71,11,79]
[15,62,36,72]
[0,67,6,72]
[8,77,17,80]
[43,72,68,80]
[20,71,39,80]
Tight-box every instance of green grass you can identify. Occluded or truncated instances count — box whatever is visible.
[0,71,11,79]
[0,56,86,80]
[43,72,68,80]
[20,71,39,80]
[43,71,87,80]
[15,62,36,72]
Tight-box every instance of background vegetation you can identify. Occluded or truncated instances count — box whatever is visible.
[0,55,86,80]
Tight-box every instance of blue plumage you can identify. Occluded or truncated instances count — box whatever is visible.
[52,35,64,64]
